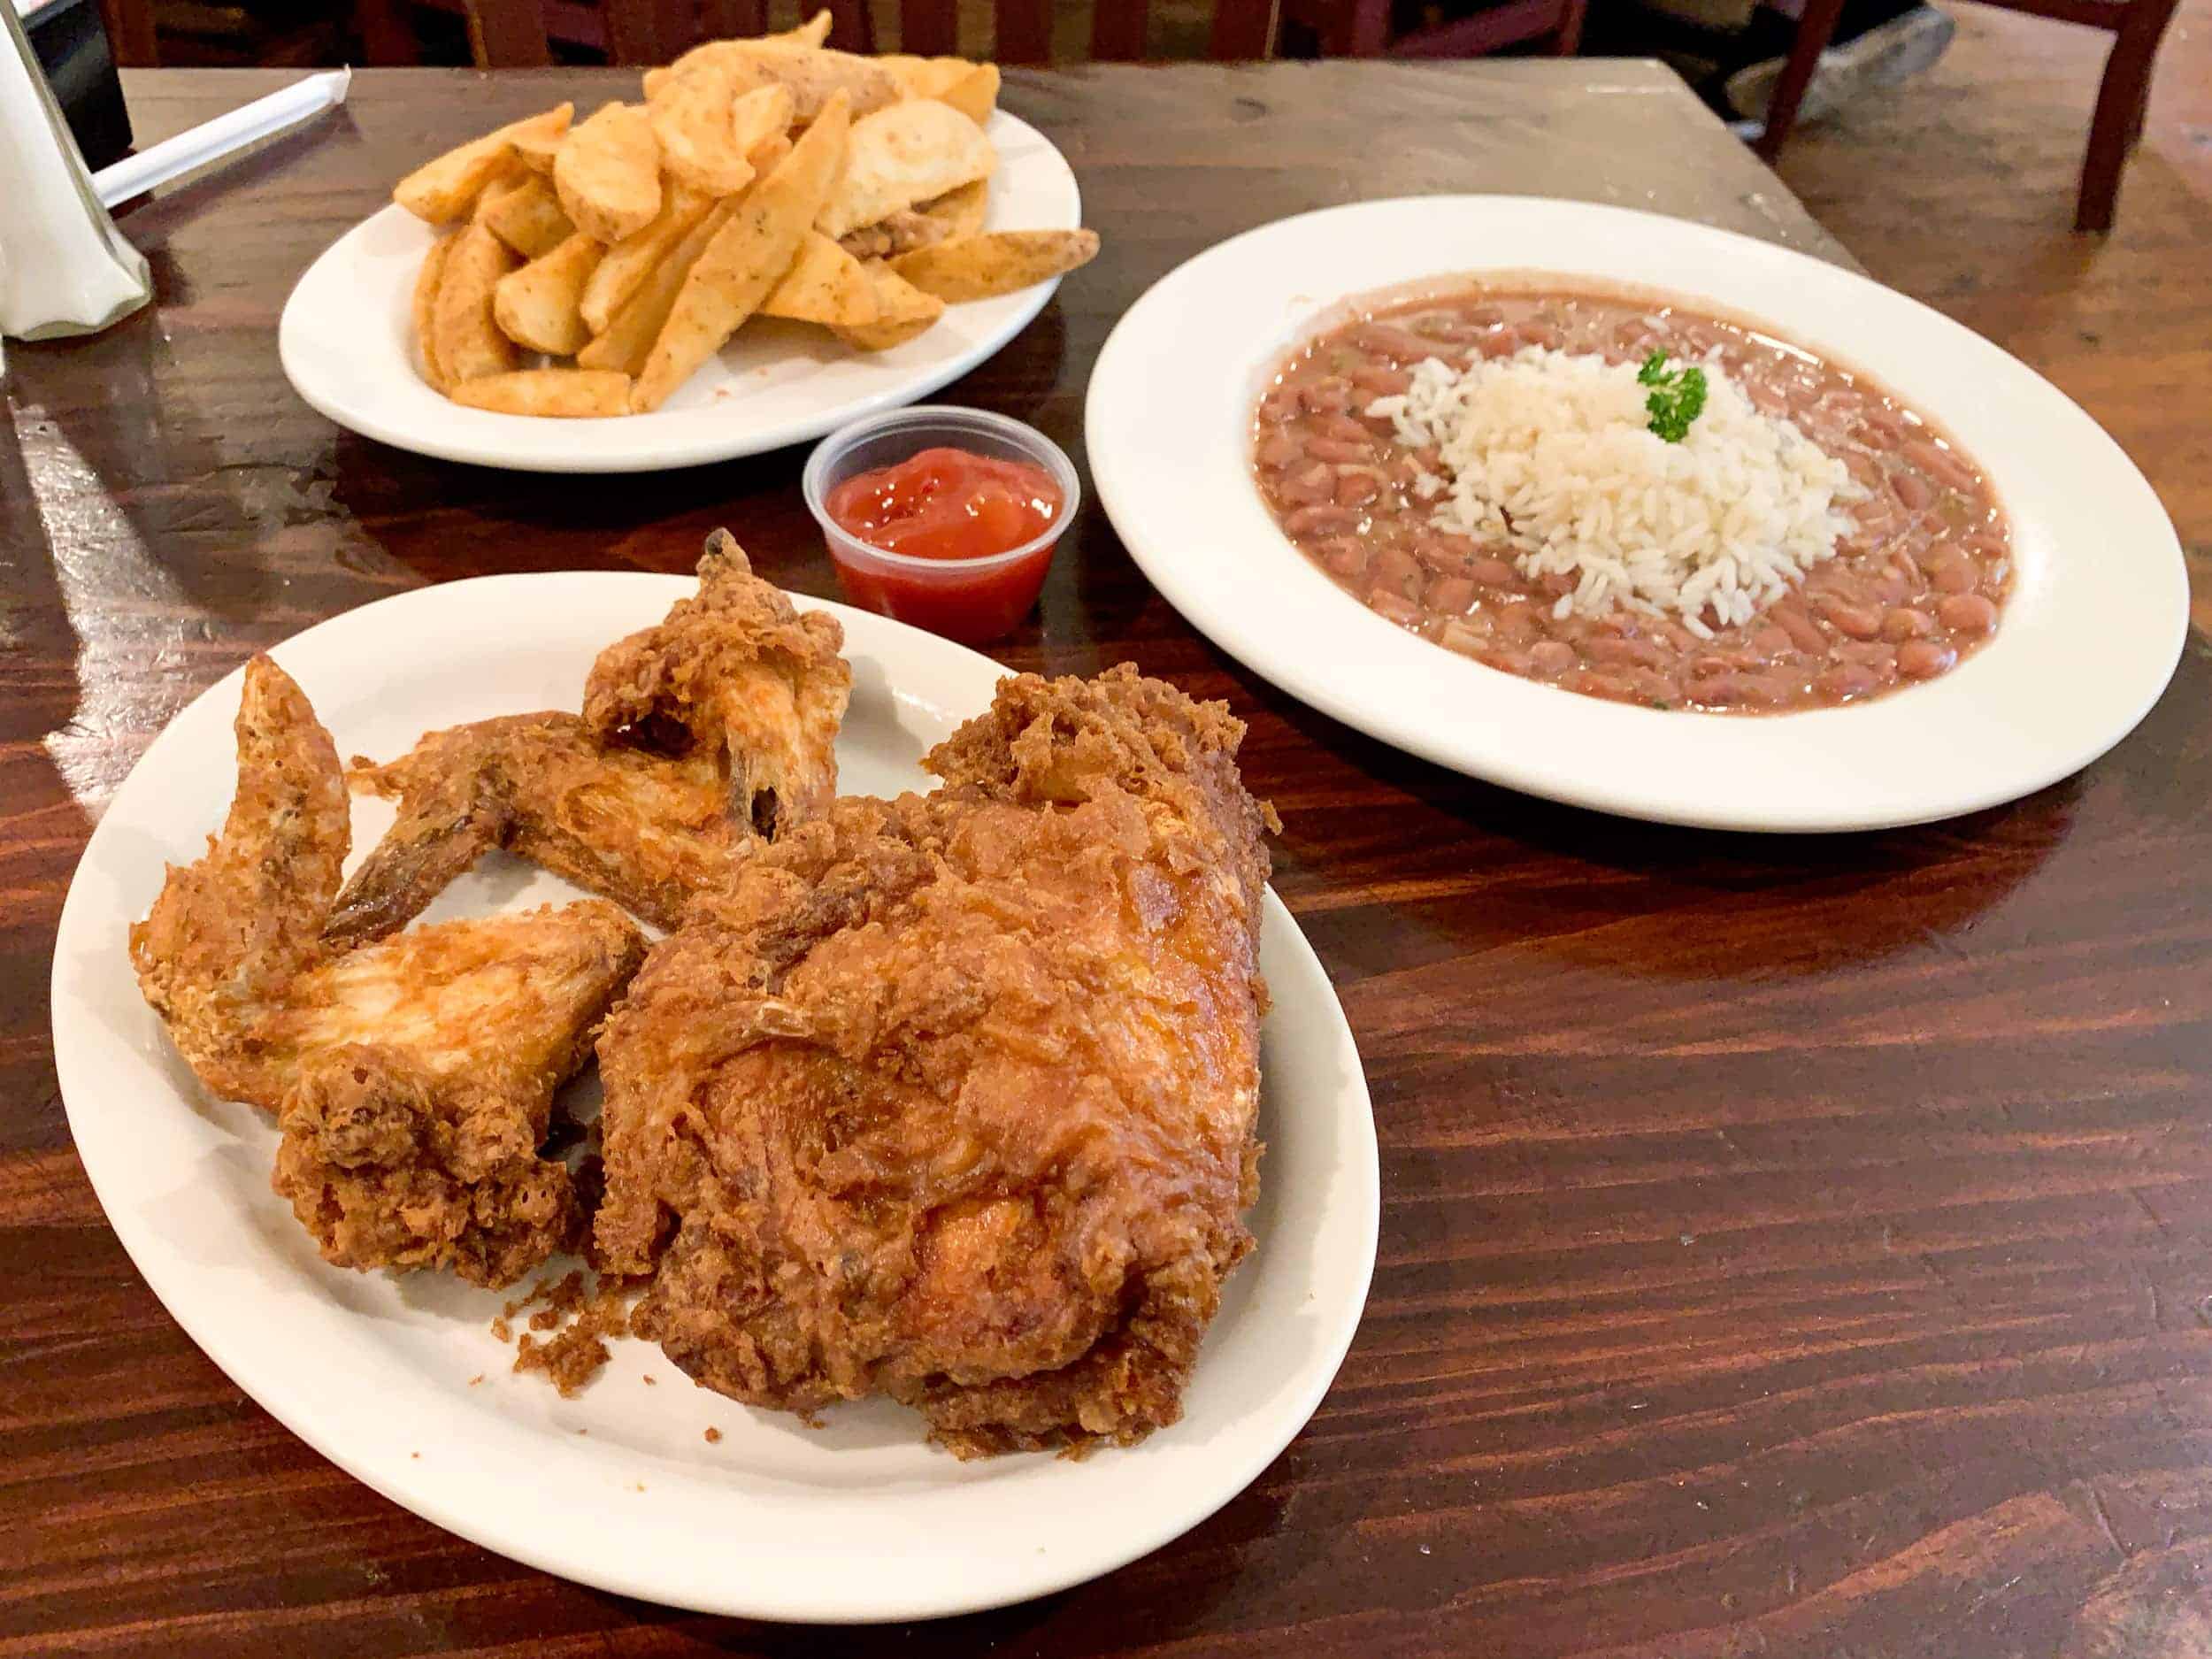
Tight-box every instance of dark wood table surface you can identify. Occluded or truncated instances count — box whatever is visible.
[5,60,2208,1659]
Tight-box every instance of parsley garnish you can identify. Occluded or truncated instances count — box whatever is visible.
[1637,350,1708,443]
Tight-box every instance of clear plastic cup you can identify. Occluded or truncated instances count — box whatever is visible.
[802,405,1079,645]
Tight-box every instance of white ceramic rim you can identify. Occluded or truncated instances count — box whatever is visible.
[51,572,1379,1621]
[1085,195,2189,833]
[278,113,1080,473]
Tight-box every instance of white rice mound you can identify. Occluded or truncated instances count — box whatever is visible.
[1368,346,1858,637]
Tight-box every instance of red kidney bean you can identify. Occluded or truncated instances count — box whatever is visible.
[1528,641,1578,676]
[1819,598,1882,640]
[1897,640,1956,679]
[1469,557,1517,586]
[1930,557,1978,595]
[1283,503,1358,536]
[1586,635,1666,670]
[1425,575,1477,613]
[1747,626,1794,659]
[1813,664,1878,700]
[1907,440,1978,492]
[1477,647,1534,677]
[1350,322,1448,362]
[1491,603,1541,645]
[1334,471,1381,508]
[1258,388,1301,422]
[1256,433,1303,469]
[1372,547,1423,597]
[1313,413,1375,444]
[1275,462,1335,506]
[1892,470,1934,512]
[1317,538,1368,579]
[1301,378,1353,413]
[1881,607,1935,641]
[1537,572,1576,599]
[1438,619,1487,657]
[1369,589,1424,626]
[1303,436,1372,465]
[1937,593,1999,634]
[1349,365,1413,397]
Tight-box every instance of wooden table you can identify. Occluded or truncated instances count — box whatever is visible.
[7,62,2208,1659]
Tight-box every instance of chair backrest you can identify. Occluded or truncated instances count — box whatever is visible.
[463,0,695,65]
[826,0,1277,63]
[461,0,1276,71]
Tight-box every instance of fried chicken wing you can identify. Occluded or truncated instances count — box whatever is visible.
[326,539,849,943]
[326,713,733,949]
[595,664,1274,1455]
[129,657,646,1286]
[272,902,645,1285]
[583,532,850,840]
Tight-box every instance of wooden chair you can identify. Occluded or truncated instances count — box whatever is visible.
[424,0,714,66]
[820,0,1283,62]
[1276,0,1586,60]
[1752,0,2183,231]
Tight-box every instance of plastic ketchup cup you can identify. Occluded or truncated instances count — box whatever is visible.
[803,406,1079,645]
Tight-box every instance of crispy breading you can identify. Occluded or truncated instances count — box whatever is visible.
[128,657,646,1287]
[595,664,1272,1455]
[272,903,645,1286]
[326,713,734,949]
[583,533,850,840]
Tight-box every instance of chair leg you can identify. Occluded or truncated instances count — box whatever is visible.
[2074,0,2180,232]
[1753,0,1847,163]
[1549,0,1587,53]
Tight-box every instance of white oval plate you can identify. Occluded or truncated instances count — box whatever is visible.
[51,573,1377,1622]
[1086,196,2188,833]
[280,113,1080,473]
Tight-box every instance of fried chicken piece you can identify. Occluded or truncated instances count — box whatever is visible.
[583,532,850,841]
[595,664,1274,1455]
[326,713,732,949]
[271,903,645,1286]
[129,656,647,1286]
[326,539,849,944]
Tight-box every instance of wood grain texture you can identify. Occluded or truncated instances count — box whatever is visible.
[2,61,2208,1658]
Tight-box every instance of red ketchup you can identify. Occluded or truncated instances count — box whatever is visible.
[823,447,1064,642]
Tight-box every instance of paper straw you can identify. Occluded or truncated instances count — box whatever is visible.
[91,66,349,208]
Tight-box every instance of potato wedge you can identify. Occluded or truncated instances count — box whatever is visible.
[476,172,574,259]
[651,62,757,196]
[881,57,1001,124]
[449,369,633,417]
[746,131,793,178]
[578,183,715,335]
[889,228,1099,303]
[771,9,833,48]
[555,102,663,243]
[394,104,572,224]
[411,232,457,391]
[631,94,851,412]
[649,43,900,122]
[760,232,879,326]
[731,83,796,164]
[816,99,995,239]
[433,223,522,382]
[493,232,604,355]
[919,178,989,238]
[578,200,738,377]
[511,123,565,174]
[833,263,944,351]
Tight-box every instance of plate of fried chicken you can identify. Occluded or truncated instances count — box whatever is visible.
[52,541,1379,1621]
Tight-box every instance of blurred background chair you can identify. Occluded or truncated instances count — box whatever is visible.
[1751,0,2183,228]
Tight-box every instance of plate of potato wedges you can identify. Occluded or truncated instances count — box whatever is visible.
[280,16,1097,472]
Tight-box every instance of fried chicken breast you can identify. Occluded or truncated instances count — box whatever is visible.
[130,657,645,1286]
[595,665,1274,1455]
